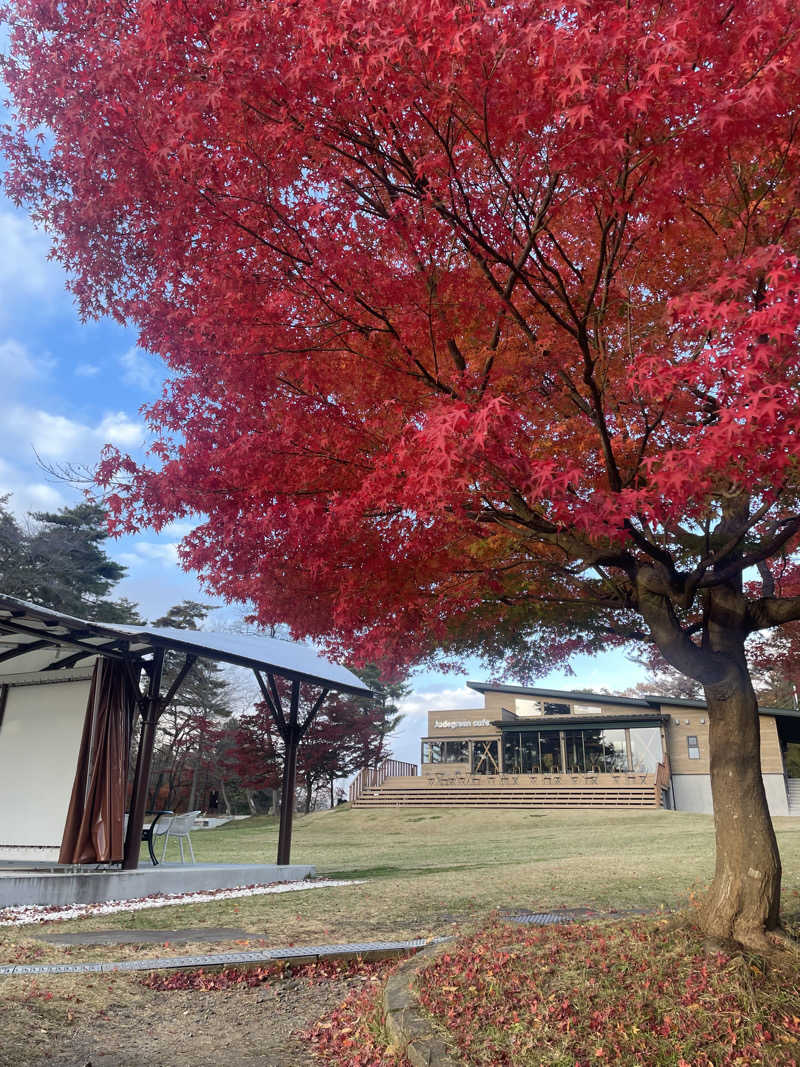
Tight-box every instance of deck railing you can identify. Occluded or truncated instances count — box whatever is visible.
[349,759,418,804]
[654,753,671,807]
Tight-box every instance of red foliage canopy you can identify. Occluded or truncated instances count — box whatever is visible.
[4,0,800,678]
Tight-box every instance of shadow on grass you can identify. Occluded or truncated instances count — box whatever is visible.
[321,862,505,880]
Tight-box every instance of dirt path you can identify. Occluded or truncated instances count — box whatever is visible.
[13,973,364,1067]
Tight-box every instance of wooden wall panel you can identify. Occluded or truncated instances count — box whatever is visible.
[666,708,784,776]
[664,707,710,774]
[759,716,784,775]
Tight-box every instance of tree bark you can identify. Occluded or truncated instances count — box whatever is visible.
[700,677,781,948]
[218,776,232,816]
[638,566,783,949]
[188,758,199,811]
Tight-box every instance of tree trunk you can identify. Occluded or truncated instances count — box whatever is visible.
[638,564,784,950]
[148,769,165,810]
[700,678,781,948]
[218,776,232,816]
[303,777,313,814]
[188,758,199,811]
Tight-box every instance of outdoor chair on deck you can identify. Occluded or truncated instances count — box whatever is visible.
[123,811,174,866]
[160,810,201,863]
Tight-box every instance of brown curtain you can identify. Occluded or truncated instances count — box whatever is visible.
[59,658,133,864]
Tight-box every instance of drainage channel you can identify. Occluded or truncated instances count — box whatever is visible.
[0,910,615,977]
[0,937,448,977]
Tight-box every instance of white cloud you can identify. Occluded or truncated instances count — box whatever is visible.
[162,520,199,539]
[0,338,43,382]
[115,540,180,570]
[75,363,100,377]
[2,404,143,466]
[398,685,481,720]
[132,541,180,565]
[17,482,66,511]
[0,454,69,516]
[95,412,144,448]
[5,407,88,459]
[119,346,163,393]
[0,211,69,315]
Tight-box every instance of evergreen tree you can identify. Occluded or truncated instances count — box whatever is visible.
[147,601,232,810]
[349,664,409,768]
[0,496,142,622]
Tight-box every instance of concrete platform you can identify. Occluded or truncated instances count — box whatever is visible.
[0,862,315,907]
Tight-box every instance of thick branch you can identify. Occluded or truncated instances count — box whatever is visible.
[636,567,730,685]
[747,595,800,631]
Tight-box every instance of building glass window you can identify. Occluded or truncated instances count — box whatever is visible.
[464,726,664,776]
[543,702,570,716]
[582,728,607,772]
[563,729,586,773]
[687,735,701,760]
[538,732,562,773]
[574,728,629,772]
[422,740,468,764]
[503,734,522,773]
[422,741,442,763]
[441,740,468,763]
[503,732,544,772]
[629,728,663,773]
[602,729,628,772]
[472,740,499,774]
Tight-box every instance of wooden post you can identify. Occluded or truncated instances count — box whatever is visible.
[276,679,300,865]
[123,649,164,870]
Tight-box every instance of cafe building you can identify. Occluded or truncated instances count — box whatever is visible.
[350,684,800,814]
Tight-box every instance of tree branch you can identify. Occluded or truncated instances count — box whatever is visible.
[748,595,800,631]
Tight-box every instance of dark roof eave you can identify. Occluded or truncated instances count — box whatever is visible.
[468,682,652,708]
[491,712,670,729]
[469,681,797,718]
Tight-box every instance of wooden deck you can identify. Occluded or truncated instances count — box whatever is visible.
[353,772,664,809]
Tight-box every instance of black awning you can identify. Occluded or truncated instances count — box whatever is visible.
[492,713,668,731]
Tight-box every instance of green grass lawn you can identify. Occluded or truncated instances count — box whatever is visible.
[4,808,798,1067]
[43,806,800,949]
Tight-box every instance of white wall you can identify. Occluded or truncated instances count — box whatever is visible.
[0,678,90,855]
[672,773,790,816]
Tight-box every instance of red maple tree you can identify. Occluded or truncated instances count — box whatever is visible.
[4,0,800,948]
[229,684,402,813]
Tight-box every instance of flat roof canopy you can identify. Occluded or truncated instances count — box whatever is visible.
[0,594,370,696]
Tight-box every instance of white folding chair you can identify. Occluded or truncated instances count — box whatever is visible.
[160,810,201,863]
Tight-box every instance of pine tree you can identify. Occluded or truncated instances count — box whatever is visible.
[0,496,142,622]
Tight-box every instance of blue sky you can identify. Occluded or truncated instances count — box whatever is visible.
[0,120,646,766]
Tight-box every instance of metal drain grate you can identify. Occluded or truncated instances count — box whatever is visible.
[506,911,581,925]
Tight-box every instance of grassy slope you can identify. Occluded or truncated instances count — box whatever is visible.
[41,806,800,946]
[2,807,799,1067]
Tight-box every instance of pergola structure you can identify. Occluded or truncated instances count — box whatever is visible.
[0,595,370,869]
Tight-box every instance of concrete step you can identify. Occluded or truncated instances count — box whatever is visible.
[354,787,658,809]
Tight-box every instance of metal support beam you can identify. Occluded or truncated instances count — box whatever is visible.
[276,679,300,865]
[0,639,51,663]
[0,618,130,660]
[123,648,165,870]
